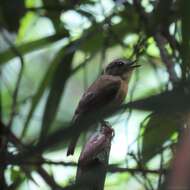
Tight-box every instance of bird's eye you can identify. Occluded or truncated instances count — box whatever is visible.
[117,61,124,66]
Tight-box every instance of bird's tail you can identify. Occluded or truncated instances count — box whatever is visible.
[67,134,79,156]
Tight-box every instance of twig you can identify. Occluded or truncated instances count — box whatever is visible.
[157,153,164,189]
[154,33,179,84]
[109,166,167,175]
[2,157,167,175]
[0,28,24,190]
[0,29,24,129]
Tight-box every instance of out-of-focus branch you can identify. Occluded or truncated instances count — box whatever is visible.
[0,68,6,189]
[133,0,179,85]
[9,85,190,162]
[0,120,61,189]
[0,29,24,129]
[165,112,190,190]
[154,33,179,83]
[124,85,190,112]
[2,157,168,175]
[133,0,148,24]
[0,29,24,190]
[109,166,167,175]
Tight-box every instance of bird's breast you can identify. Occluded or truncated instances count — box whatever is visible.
[115,81,128,105]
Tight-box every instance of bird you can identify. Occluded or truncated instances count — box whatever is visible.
[67,59,140,156]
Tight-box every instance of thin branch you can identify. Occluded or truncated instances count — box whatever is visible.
[154,33,179,84]
[109,166,167,175]
[0,29,24,129]
[0,28,24,190]
[1,157,167,175]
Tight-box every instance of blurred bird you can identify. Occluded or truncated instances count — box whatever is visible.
[76,123,114,189]
[67,59,140,156]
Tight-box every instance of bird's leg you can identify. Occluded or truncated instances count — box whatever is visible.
[100,120,110,127]
[100,120,115,137]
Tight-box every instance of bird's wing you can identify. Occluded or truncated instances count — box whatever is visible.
[74,75,121,119]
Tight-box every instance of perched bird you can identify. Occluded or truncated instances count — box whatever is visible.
[67,59,140,156]
[76,123,114,189]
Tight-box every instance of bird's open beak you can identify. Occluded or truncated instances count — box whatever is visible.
[127,60,141,69]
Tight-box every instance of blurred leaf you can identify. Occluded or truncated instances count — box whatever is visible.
[152,0,173,28]
[141,112,179,163]
[0,0,26,32]
[9,168,25,189]
[80,8,138,53]
[42,0,61,31]
[40,45,74,140]
[69,0,95,6]
[21,57,60,137]
[0,32,67,65]
[180,0,190,79]
[80,25,104,53]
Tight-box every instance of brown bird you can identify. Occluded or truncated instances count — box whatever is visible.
[67,59,140,156]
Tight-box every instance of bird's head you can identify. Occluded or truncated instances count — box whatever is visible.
[104,59,140,80]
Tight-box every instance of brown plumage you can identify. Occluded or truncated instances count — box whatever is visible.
[67,59,140,156]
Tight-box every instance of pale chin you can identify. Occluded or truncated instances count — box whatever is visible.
[122,71,133,81]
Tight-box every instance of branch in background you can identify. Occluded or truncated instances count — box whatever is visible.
[37,167,61,190]
[133,0,148,24]
[154,33,179,84]
[75,122,114,190]
[133,0,179,85]
[0,28,24,190]
[0,67,6,189]
[0,120,62,189]
[2,156,168,176]
[109,166,167,175]
[10,84,190,163]
[0,29,24,129]
[165,113,190,190]
[124,82,190,112]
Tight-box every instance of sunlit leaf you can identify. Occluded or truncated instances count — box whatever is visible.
[0,32,67,65]
[40,45,74,140]
[80,26,104,53]
[141,112,179,163]
[10,168,25,189]
[21,57,60,137]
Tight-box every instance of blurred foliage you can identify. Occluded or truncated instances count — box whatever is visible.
[0,0,190,190]
[141,112,179,163]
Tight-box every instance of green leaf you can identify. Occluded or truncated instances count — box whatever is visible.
[152,0,173,28]
[141,112,179,163]
[42,0,61,31]
[80,25,104,53]
[21,57,60,137]
[10,168,25,188]
[180,0,190,79]
[40,45,74,140]
[0,32,67,65]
